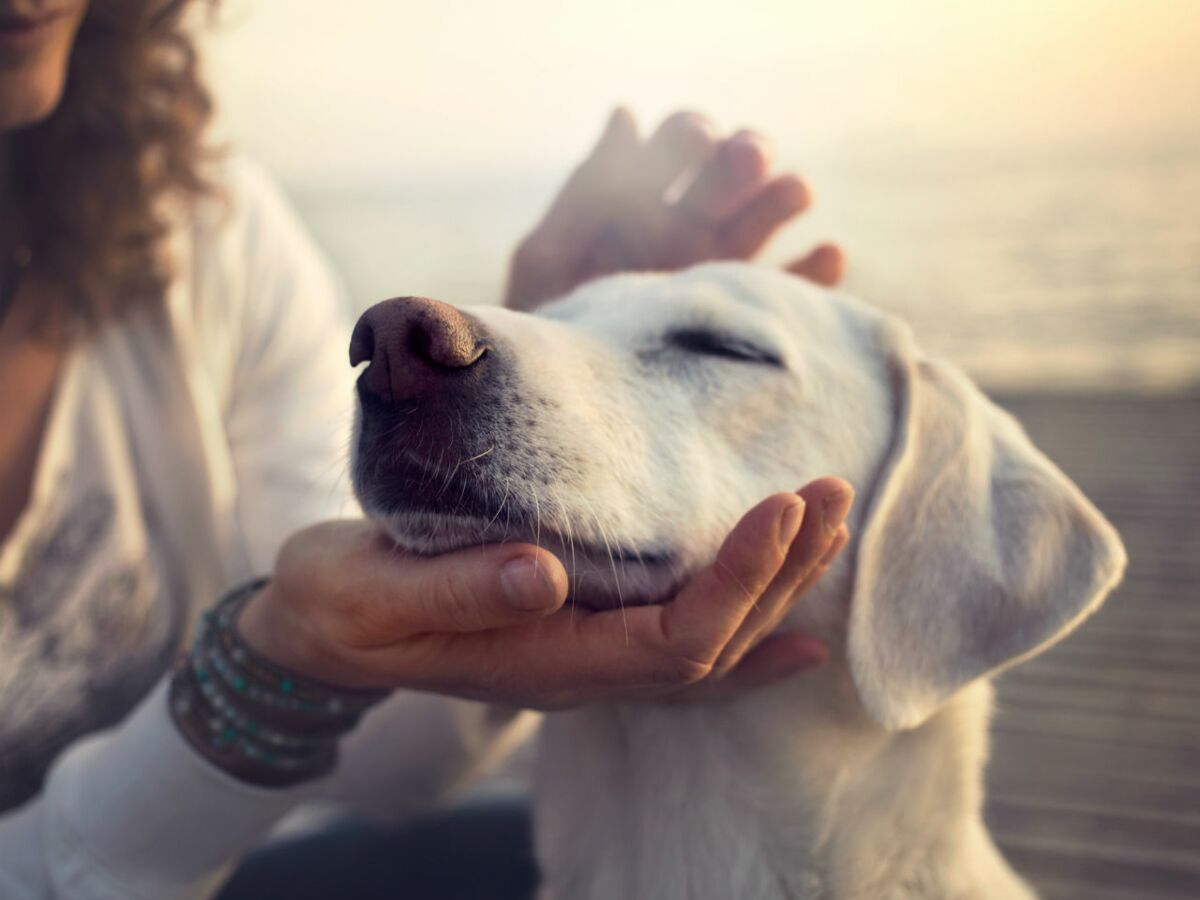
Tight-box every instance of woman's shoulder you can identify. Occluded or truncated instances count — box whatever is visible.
[202,156,318,256]
[169,155,349,399]
[183,154,341,305]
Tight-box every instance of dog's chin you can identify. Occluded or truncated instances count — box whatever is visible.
[370,509,506,556]
[366,506,685,612]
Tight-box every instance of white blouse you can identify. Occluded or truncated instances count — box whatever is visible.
[0,160,531,899]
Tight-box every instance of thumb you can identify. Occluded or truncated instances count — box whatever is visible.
[540,107,638,233]
[366,544,569,635]
[785,243,845,287]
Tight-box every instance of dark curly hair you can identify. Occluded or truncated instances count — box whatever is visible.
[13,0,216,336]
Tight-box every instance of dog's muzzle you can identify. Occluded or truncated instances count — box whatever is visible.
[349,295,510,521]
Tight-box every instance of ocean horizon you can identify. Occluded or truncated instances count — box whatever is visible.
[285,141,1200,395]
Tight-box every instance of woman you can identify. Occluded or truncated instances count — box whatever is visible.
[0,1,852,897]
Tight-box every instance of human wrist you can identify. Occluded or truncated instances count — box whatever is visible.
[235,580,328,680]
[170,578,390,787]
[238,570,397,690]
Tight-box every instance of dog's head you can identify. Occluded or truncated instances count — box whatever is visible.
[350,263,1125,729]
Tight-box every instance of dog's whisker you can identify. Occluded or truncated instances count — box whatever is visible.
[456,464,471,512]
[555,495,580,622]
[532,490,543,559]
[462,445,495,465]
[503,478,515,543]
[565,504,579,622]
[483,476,511,536]
[442,443,495,507]
[436,409,468,499]
[578,491,628,644]
[428,441,447,494]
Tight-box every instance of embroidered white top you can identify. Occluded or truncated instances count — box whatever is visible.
[0,159,529,900]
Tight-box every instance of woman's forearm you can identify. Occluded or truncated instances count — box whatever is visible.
[0,678,320,900]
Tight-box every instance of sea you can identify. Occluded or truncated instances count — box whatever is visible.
[288,142,1200,395]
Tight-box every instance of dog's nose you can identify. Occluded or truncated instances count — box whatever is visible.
[350,296,489,402]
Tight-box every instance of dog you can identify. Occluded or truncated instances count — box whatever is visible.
[348,263,1126,899]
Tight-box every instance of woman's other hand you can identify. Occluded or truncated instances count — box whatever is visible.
[504,108,845,312]
[237,478,853,710]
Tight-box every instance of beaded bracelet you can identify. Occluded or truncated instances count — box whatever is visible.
[169,578,389,787]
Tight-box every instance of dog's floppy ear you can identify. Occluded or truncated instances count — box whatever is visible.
[847,321,1126,731]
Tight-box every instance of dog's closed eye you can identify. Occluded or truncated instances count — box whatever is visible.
[665,328,785,367]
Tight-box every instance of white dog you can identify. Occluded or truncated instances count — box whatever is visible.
[350,263,1126,900]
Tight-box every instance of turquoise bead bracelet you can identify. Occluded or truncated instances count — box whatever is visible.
[169,577,389,787]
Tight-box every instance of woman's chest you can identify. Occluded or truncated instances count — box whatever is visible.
[0,347,188,811]
[0,333,64,548]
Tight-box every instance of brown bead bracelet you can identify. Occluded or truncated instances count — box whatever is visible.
[169,578,390,788]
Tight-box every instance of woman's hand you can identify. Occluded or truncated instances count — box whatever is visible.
[237,478,853,710]
[504,108,845,312]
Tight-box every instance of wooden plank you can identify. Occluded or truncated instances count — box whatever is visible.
[982,390,1200,898]
[996,837,1200,896]
[984,771,1200,820]
[1000,660,1200,697]
[988,728,1199,771]
[996,681,1200,721]
[1036,880,1199,900]
[987,800,1200,857]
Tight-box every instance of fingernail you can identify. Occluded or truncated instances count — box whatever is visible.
[819,528,849,566]
[724,131,773,175]
[823,488,855,534]
[501,556,559,611]
[778,498,806,551]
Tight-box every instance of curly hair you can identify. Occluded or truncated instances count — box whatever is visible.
[13,0,216,336]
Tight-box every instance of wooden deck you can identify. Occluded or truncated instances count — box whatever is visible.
[985,391,1200,900]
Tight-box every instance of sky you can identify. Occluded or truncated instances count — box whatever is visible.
[205,0,1200,185]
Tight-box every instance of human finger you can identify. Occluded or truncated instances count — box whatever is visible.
[504,109,641,310]
[536,107,639,238]
[675,130,773,223]
[341,542,569,643]
[637,491,804,677]
[638,110,718,196]
[717,173,811,259]
[792,524,849,599]
[786,242,846,287]
[376,495,807,706]
[709,479,853,675]
[424,492,804,700]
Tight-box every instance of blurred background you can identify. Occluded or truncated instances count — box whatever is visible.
[203,2,1199,897]
[206,0,1200,391]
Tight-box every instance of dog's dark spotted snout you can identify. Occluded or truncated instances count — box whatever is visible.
[351,296,506,520]
[350,296,489,404]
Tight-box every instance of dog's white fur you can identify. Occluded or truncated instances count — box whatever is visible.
[356,263,1127,899]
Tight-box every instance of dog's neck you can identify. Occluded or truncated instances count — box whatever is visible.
[533,667,1033,900]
